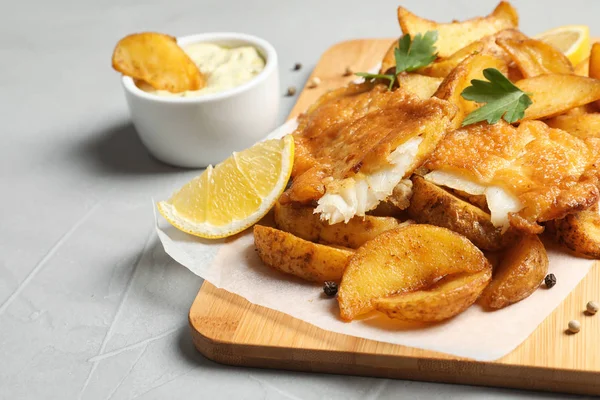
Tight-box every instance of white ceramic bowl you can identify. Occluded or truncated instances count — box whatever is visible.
[121,32,280,168]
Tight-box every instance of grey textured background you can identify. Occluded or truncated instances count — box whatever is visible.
[1,0,598,398]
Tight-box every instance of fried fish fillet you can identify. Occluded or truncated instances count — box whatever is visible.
[424,120,600,233]
[280,83,456,224]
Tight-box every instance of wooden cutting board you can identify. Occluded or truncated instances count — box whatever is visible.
[189,39,600,396]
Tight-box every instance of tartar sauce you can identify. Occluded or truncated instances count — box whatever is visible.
[139,43,265,97]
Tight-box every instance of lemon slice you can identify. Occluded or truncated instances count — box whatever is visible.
[158,136,294,238]
[535,25,590,67]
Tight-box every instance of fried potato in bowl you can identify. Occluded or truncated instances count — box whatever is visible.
[112,32,205,93]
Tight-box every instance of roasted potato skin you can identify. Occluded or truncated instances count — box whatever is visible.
[517,74,600,120]
[397,1,518,58]
[112,32,204,92]
[496,38,573,78]
[551,207,600,259]
[545,112,600,139]
[380,38,399,74]
[480,234,548,309]
[338,224,491,320]
[274,202,402,249]
[407,176,518,251]
[434,54,508,127]
[396,74,443,99]
[589,42,600,80]
[374,270,491,322]
[253,225,353,283]
[418,29,526,79]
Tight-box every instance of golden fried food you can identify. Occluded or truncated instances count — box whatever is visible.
[273,202,402,249]
[380,38,399,74]
[397,1,518,58]
[588,43,600,109]
[281,84,456,225]
[480,234,548,309]
[253,225,353,283]
[434,53,508,127]
[112,32,205,92]
[546,112,600,139]
[396,74,443,99]
[496,38,574,77]
[374,270,491,322]
[589,42,600,80]
[337,224,491,320]
[418,29,527,79]
[551,205,600,258]
[425,120,600,234]
[407,176,518,251]
[575,57,590,76]
[516,74,600,120]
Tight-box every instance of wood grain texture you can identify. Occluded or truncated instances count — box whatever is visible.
[189,39,600,395]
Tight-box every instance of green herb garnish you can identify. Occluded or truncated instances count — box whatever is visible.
[461,68,533,126]
[355,72,397,90]
[355,31,438,90]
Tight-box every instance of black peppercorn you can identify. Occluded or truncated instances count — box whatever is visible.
[323,281,338,297]
[293,63,302,71]
[286,86,297,96]
[544,273,556,289]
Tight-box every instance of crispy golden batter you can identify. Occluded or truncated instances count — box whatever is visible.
[425,121,600,233]
[281,83,456,205]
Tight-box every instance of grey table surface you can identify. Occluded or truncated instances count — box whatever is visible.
[2,0,598,398]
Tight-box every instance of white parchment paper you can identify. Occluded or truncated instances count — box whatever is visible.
[155,118,594,361]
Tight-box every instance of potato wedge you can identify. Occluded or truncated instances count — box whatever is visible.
[274,202,401,249]
[480,234,548,309]
[112,32,204,92]
[374,270,491,322]
[396,74,443,99]
[517,74,600,120]
[434,53,508,127]
[407,176,518,251]
[380,38,399,74]
[588,43,600,109]
[253,225,353,283]
[545,112,600,139]
[397,1,518,58]
[551,206,600,258]
[418,29,527,79]
[575,57,589,76]
[338,224,491,320]
[589,42,600,80]
[496,38,573,78]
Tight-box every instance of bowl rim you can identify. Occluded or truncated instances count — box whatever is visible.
[121,32,278,103]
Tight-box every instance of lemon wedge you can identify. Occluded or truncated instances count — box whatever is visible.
[158,136,294,239]
[535,25,590,67]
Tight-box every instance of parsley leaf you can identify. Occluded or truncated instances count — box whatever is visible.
[355,72,396,90]
[355,31,438,90]
[461,68,533,126]
[395,31,438,74]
